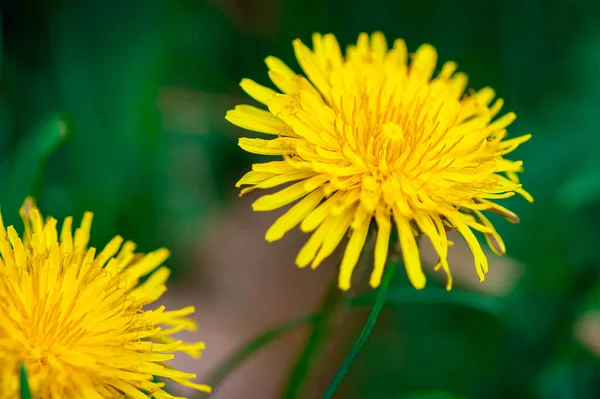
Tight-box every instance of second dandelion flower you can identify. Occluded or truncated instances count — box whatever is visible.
[226,32,532,291]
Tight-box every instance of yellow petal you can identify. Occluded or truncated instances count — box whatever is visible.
[96,235,124,268]
[0,209,6,239]
[322,33,344,70]
[410,44,437,82]
[238,137,296,155]
[254,170,317,190]
[226,105,286,135]
[474,87,496,106]
[265,190,324,242]
[59,216,73,254]
[370,31,388,62]
[296,222,329,267]
[338,211,371,290]
[240,78,277,104]
[431,213,453,290]
[447,215,488,280]
[438,61,458,79]
[489,112,516,131]
[42,217,58,249]
[122,248,170,280]
[311,205,356,269]
[265,56,296,80]
[74,212,93,250]
[236,170,276,188]
[252,160,303,174]
[479,199,520,223]
[394,212,426,289]
[495,133,532,155]
[252,175,327,211]
[449,72,468,99]
[517,187,534,203]
[474,210,506,256]
[300,191,343,232]
[370,208,391,288]
[7,227,26,268]
[393,38,408,65]
[265,56,297,94]
[293,39,331,100]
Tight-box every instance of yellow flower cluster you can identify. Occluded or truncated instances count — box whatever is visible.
[227,32,532,290]
[0,199,210,398]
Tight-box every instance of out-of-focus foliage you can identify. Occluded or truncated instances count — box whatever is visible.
[2,0,600,398]
[0,0,250,275]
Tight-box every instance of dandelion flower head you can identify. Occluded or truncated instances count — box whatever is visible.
[0,198,211,398]
[226,32,533,291]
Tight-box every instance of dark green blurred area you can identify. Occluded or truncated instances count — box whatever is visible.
[1,0,600,398]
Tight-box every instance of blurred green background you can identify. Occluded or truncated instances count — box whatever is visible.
[2,0,600,398]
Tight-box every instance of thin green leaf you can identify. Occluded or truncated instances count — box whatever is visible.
[321,260,397,399]
[20,363,32,399]
[199,278,502,397]
[281,278,343,399]
[1,114,71,207]
[350,287,504,317]
[200,314,317,397]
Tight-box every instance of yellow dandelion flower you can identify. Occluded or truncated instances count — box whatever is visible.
[0,198,211,398]
[226,32,533,291]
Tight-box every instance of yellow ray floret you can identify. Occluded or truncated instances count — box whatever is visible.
[226,32,533,291]
[0,198,211,398]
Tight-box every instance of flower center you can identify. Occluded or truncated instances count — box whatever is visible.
[28,344,56,366]
[379,123,404,153]
[30,345,47,359]
[368,123,406,173]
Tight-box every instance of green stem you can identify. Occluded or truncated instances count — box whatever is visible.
[281,276,343,399]
[321,260,396,399]
[203,314,317,395]
[198,281,503,397]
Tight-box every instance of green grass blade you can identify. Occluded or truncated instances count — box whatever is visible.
[350,287,504,316]
[321,260,397,399]
[199,271,502,397]
[1,114,71,210]
[200,314,317,397]
[20,363,32,399]
[9,114,70,195]
[281,279,342,399]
